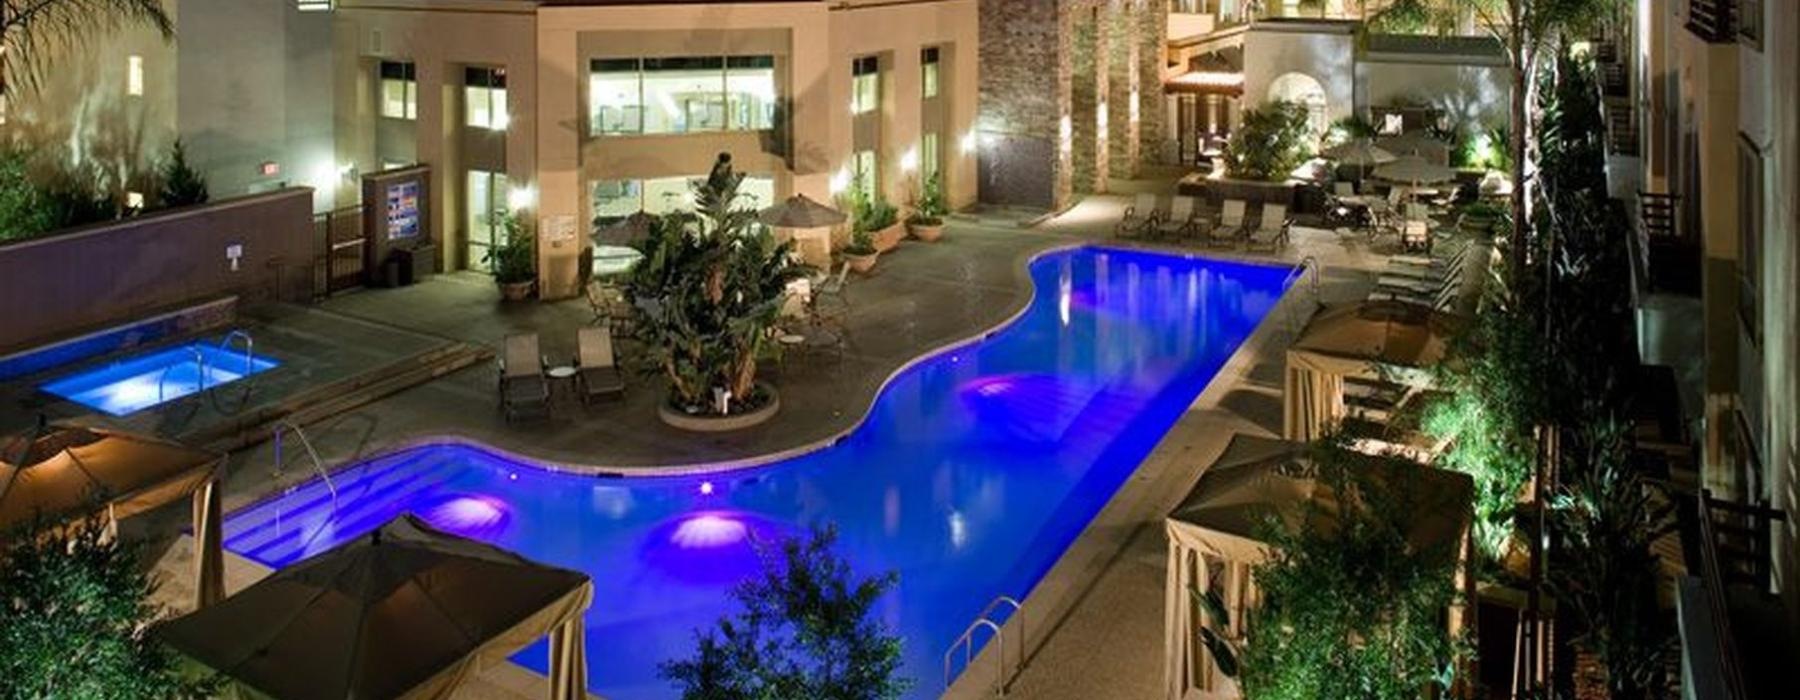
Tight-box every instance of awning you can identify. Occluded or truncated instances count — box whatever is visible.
[1284,302,1459,441]
[1164,69,1245,97]
[153,514,594,700]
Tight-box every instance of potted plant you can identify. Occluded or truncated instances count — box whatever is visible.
[623,171,806,431]
[853,185,905,253]
[484,210,537,301]
[842,225,879,273]
[906,171,947,242]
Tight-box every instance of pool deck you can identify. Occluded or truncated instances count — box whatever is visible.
[129,191,1405,699]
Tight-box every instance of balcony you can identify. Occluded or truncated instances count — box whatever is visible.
[1686,0,1737,43]
[1632,191,1700,296]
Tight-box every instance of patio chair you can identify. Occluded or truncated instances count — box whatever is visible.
[1202,199,1248,248]
[1386,242,1469,280]
[498,333,550,422]
[574,326,625,403]
[1115,193,1160,237]
[1154,196,1199,239]
[1374,258,1463,298]
[1244,203,1290,253]
[809,260,852,328]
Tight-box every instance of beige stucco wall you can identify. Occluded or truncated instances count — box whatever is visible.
[1241,22,1356,125]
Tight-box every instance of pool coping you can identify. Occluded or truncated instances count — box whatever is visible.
[311,242,1297,479]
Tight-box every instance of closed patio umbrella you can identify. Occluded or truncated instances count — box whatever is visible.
[1,421,227,608]
[153,514,594,700]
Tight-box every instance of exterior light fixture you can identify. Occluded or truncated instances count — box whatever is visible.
[960,131,978,154]
[508,185,536,211]
[900,147,919,173]
[829,167,852,194]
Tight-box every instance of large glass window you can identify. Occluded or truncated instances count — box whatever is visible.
[922,132,941,179]
[465,67,508,130]
[852,150,877,196]
[592,175,775,226]
[921,47,940,100]
[590,56,777,135]
[467,170,509,272]
[1737,136,1763,344]
[852,56,879,115]
[380,61,417,120]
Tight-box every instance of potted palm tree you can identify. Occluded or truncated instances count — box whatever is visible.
[624,172,805,431]
[484,210,537,301]
[906,171,947,242]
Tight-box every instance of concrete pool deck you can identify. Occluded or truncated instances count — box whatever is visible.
[131,194,1404,699]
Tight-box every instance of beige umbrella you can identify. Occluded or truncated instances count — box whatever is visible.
[1322,138,1397,167]
[1378,130,1448,157]
[1,421,227,608]
[759,194,847,268]
[153,514,594,700]
[1373,155,1456,187]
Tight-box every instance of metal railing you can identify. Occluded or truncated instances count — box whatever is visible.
[1639,192,1680,241]
[1282,256,1321,335]
[273,420,337,516]
[1686,0,1737,43]
[158,346,208,402]
[218,330,254,374]
[943,595,1023,696]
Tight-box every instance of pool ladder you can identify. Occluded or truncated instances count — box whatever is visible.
[272,420,337,516]
[943,595,1023,697]
[1282,256,1321,335]
[156,346,208,402]
[218,330,255,375]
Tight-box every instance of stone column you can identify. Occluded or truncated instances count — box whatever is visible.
[1108,0,1142,180]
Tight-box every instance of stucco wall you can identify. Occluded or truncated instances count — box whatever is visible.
[1359,60,1510,131]
[1241,22,1356,124]
[0,189,316,352]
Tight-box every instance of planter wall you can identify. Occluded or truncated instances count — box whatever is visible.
[658,384,781,432]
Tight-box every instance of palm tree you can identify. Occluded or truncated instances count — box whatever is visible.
[1,0,174,99]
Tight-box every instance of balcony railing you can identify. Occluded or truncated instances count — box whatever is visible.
[1640,192,1680,241]
[1686,0,1737,43]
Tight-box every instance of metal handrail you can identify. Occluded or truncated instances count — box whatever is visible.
[943,595,1024,696]
[1696,492,1749,700]
[1282,256,1320,334]
[218,330,254,377]
[273,420,337,516]
[157,346,208,401]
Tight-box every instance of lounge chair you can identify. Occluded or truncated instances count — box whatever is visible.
[1370,278,1463,312]
[1115,193,1160,237]
[1386,243,1469,281]
[498,333,550,421]
[1154,196,1199,239]
[1245,203,1290,253]
[1202,199,1248,248]
[575,326,625,403]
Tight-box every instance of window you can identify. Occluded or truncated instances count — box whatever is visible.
[922,132,941,179]
[852,150,877,195]
[127,55,144,96]
[1739,0,1762,48]
[380,61,417,120]
[921,47,940,100]
[852,56,879,115]
[589,56,777,135]
[465,67,508,130]
[591,175,774,226]
[467,170,509,272]
[1737,136,1763,344]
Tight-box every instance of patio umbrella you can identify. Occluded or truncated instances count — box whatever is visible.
[1,420,228,607]
[1373,155,1456,188]
[1323,138,1398,183]
[758,193,848,229]
[1377,130,1448,157]
[153,514,594,700]
[759,194,847,268]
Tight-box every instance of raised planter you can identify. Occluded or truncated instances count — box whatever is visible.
[658,384,781,432]
[844,250,880,274]
[908,219,945,242]
[497,280,535,302]
[871,221,906,253]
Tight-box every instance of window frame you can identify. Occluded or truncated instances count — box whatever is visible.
[1738,0,1763,50]
[464,66,508,131]
[921,47,940,100]
[1736,134,1763,346]
[379,60,418,121]
[589,55,778,136]
[851,55,880,115]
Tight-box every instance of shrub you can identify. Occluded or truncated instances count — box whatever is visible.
[158,140,209,208]
[660,525,910,700]
[483,210,537,284]
[0,518,215,699]
[908,171,947,226]
[1224,100,1314,182]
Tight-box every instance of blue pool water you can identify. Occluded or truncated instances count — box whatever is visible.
[221,247,1290,698]
[41,342,279,417]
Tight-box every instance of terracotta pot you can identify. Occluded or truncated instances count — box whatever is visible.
[908,221,944,242]
[497,280,535,302]
[658,384,781,432]
[872,222,906,253]
[844,251,880,274]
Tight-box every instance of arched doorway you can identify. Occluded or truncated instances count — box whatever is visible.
[1267,72,1330,136]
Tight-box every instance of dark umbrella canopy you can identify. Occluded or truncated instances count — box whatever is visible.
[758,194,848,229]
[153,515,593,700]
[0,422,222,532]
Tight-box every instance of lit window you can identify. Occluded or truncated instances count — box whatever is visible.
[851,56,879,115]
[922,132,941,179]
[127,56,144,96]
[380,61,417,120]
[852,150,877,195]
[589,56,777,135]
[467,169,509,272]
[591,174,774,225]
[465,67,508,130]
[296,0,334,11]
[921,47,940,100]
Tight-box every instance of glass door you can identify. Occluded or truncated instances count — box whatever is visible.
[466,170,509,272]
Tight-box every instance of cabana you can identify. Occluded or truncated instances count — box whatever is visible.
[1283,302,1455,443]
[153,514,593,700]
[1163,433,1474,700]
[1,421,227,607]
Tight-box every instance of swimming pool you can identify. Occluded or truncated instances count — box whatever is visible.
[221,247,1291,698]
[41,341,279,417]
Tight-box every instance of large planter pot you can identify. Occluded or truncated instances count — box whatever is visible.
[871,222,907,253]
[908,220,945,242]
[844,251,880,274]
[658,383,781,432]
[497,280,535,302]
